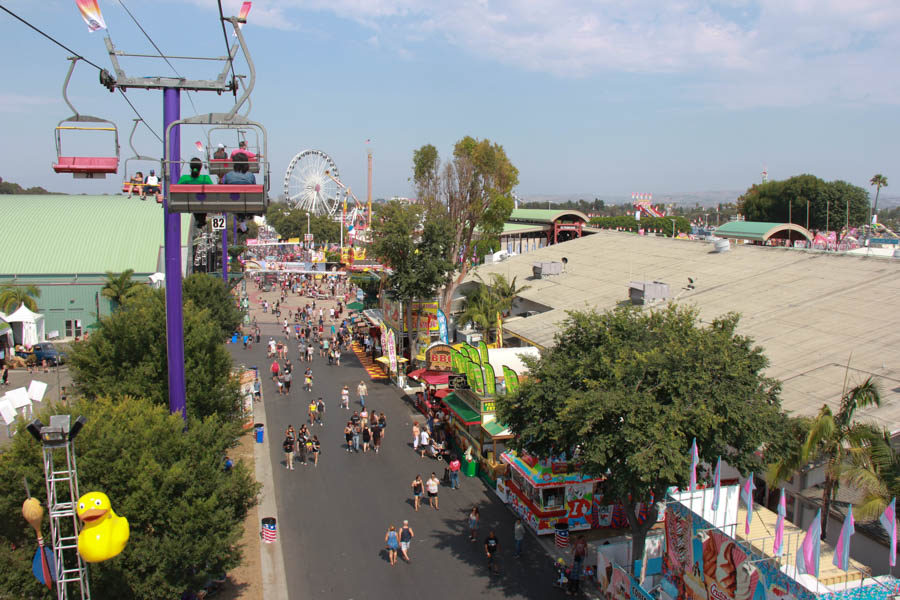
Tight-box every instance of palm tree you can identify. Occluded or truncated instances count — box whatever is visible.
[769,374,881,539]
[458,278,505,343]
[844,429,900,522]
[101,269,139,308]
[488,274,530,316]
[870,174,888,217]
[0,283,41,313]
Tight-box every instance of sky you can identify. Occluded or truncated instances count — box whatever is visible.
[1,0,898,203]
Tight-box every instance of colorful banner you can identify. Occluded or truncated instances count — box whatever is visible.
[711,457,721,511]
[503,365,519,395]
[774,488,785,557]
[796,509,821,577]
[74,0,107,32]
[465,360,477,392]
[473,364,485,395]
[881,498,897,567]
[436,309,449,344]
[477,340,489,364]
[689,438,699,492]
[450,349,463,374]
[833,507,854,571]
[483,363,496,396]
[741,474,755,535]
[496,311,503,348]
[386,327,397,374]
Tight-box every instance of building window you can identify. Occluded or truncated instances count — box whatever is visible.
[65,320,82,338]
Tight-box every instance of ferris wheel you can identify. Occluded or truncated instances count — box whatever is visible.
[283,149,341,216]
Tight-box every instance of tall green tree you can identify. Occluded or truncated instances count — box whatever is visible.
[845,429,900,523]
[69,288,240,420]
[0,283,40,313]
[265,204,340,243]
[100,269,139,308]
[870,174,888,219]
[182,273,243,339]
[0,397,258,598]
[370,200,454,357]
[769,374,881,539]
[737,175,869,232]
[412,137,519,311]
[496,305,787,569]
[458,273,529,342]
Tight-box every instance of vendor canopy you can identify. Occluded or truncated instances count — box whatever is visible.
[4,304,45,346]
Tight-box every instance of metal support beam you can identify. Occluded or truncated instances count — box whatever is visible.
[163,88,187,421]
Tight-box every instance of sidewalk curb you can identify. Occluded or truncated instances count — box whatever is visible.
[254,389,289,600]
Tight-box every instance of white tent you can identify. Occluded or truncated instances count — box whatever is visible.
[5,304,45,347]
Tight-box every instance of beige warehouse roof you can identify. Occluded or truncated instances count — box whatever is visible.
[466,231,900,428]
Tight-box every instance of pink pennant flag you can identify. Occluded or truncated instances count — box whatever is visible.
[773,488,785,556]
[833,508,855,571]
[195,141,204,152]
[711,456,721,511]
[74,0,107,32]
[880,498,896,567]
[234,2,251,33]
[796,509,822,577]
[741,474,755,535]
[688,438,699,492]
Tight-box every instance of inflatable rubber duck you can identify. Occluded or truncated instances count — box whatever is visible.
[76,492,129,563]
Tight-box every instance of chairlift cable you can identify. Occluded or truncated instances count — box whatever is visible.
[216,0,237,98]
[0,3,162,144]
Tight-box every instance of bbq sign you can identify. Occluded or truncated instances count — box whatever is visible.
[425,344,454,372]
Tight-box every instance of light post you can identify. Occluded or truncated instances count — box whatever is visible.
[669,218,677,238]
[306,212,310,236]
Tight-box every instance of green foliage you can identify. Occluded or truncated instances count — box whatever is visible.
[0,283,41,313]
[411,137,519,310]
[769,374,881,538]
[101,269,139,308]
[68,287,240,420]
[0,180,52,195]
[737,175,870,230]
[370,201,454,303]
[265,204,339,243]
[845,429,900,522]
[519,198,607,212]
[0,397,259,598]
[459,274,529,342]
[182,273,243,339]
[589,215,691,235]
[496,305,786,564]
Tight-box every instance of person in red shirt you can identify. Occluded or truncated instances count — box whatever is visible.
[448,454,461,489]
[270,359,280,382]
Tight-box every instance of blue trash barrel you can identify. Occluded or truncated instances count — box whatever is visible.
[255,423,264,443]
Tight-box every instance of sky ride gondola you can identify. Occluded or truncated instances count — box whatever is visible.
[52,56,120,178]
[121,118,161,196]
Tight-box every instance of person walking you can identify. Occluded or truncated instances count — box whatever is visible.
[357,381,368,408]
[412,421,421,453]
[296,428,308,466]
[385,525,399,566]
[316,397,326,426]
[282,435,295,471]
[282,369,292,395]
[411,475,424,512]
[362,424,371,452]
[270,359,280,382]
[308,398,317,426]
[341,385,350,410]
[485,531,500,574]
[311,435,320,466]
[468,505,480,542]
[344,422,354,452]
[372,417,383,454]
[352,423,361,453]
[448,454,461,489]
[399,520,414,563]
[514,518,525,558]
[304,370,313,392]
[419,428,431,459]
[360,407,369,428]
[426,473,440,510]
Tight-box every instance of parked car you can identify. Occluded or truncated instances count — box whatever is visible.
[16,342,68,366]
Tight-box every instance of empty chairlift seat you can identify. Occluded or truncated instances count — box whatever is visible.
[168,183,267,214]
[53,156,120,176]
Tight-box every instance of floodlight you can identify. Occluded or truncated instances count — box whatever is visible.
[26,418,44,442]
[68,415,87,440]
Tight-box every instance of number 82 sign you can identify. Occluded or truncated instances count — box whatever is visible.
[211,215,227,231]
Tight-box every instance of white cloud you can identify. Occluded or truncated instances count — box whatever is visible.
[193,0,900,106]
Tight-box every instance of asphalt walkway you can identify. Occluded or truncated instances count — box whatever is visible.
[230,285,557,599]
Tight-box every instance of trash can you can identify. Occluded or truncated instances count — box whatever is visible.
[254,423,264,443]
[231,334,238,344]
[261,517,277,543]
[555,520,570,548]
[462,457,478,478]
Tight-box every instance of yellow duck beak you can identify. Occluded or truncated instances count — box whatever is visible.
[79,508,108,523]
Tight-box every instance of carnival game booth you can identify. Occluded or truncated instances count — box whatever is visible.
[409,342,454,415]
[499,450,602,535]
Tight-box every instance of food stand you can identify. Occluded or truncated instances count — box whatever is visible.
[499,450,602,535]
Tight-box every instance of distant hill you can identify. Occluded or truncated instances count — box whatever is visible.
[520,191,742,208]
[0,180,56,195]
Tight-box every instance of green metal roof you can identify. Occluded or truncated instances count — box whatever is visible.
[442,392,481,425]
[714,221,812,242]
[0,195,191,274]
[508,208,588,224]
[481,419,512,437]
[502,222,547,233]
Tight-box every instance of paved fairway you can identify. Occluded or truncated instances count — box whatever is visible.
[230,299,556,599]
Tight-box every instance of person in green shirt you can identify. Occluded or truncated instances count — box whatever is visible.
[177,157,213,185]
[178,158,214,228]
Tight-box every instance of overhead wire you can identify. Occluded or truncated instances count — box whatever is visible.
[0,3,162,143]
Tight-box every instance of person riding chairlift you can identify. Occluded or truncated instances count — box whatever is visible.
[127,171,143,199]
[229,140,256,161]
[213,143,228,159]
[143,169,161,202]
[178,158,213,228]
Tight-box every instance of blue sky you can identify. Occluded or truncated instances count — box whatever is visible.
[1,0,898,202]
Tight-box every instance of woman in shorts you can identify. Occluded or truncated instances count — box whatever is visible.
[344,422,354,452]
[311,435,320,466]
[385,525,399,566]
[411,475,424,511]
